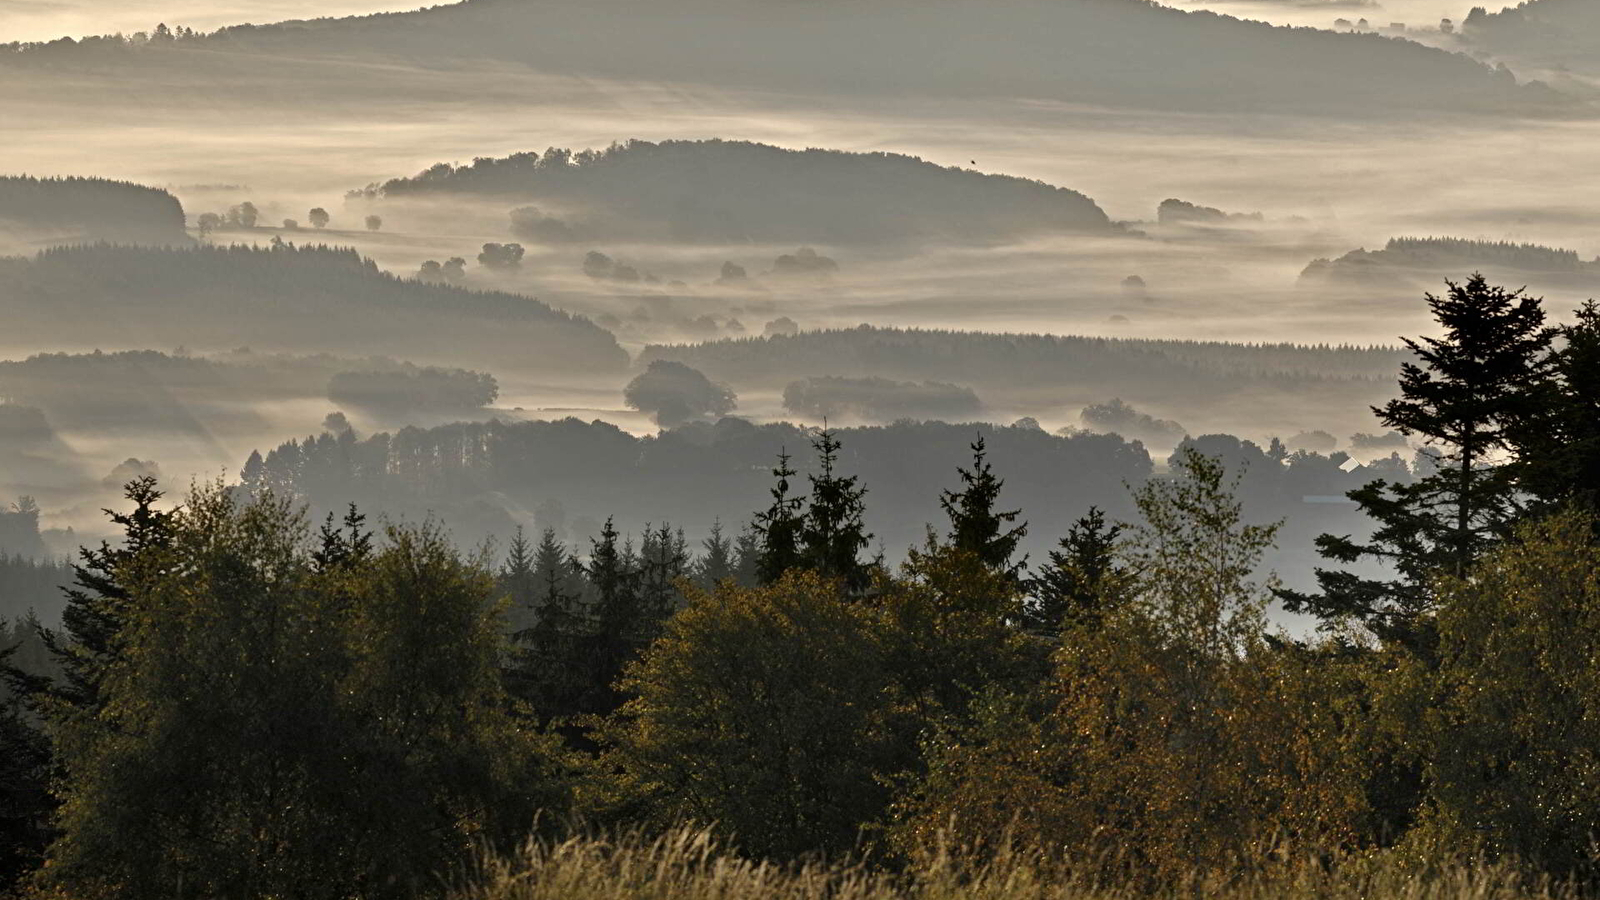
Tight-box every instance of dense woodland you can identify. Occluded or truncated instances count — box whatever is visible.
[353,140,1116,246]
[0,244,626,373]
[0,177,188,248]
[0,0,1565,116]
[1303,237,1600,285]
[0,275,1596,899]
[640,326,1408,397]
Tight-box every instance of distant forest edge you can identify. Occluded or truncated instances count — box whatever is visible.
[0,244,627,373]
[0,176,189,248]
[350,139,1116,246]
[1302,236,1600,287]
[639,326,1409,393]
[236,415,1387,590]
[0,0,1573,117]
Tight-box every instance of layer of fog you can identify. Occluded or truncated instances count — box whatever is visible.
[3,14,1597,581]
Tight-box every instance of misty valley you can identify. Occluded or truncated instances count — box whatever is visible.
[2,0,1599,897]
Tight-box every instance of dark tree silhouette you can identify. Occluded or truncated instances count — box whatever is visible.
[939,437,1027,578]
[1281,275,1556,653]
[800,429,874,593]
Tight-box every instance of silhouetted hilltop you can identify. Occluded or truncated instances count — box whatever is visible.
[639,326,1406,399]
[354,140,1114,246]
[0,175,188,247]
[0,244,627,373]
[1301,237,1600,286]
[0,0,1568,117]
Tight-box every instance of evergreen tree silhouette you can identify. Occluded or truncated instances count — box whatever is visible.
[800,429,873,593]
[939,436,1027,578]
[753,450,805,585]
[1280,275,1556,653]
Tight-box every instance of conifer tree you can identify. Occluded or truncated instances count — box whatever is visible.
[512,529,586,721]
[637,523,689,629]
[939,436,1027,578]
[694,520,736,590]
[33,477,176,712]
[583,517,641,714]
[800,429,874,592]
[311,503,373,574]
[731,523,762,588]
[1026,506,1131,635]
[498,526,539,636]
[752,450,805,585]
[1281,276,1556,652]
[1512,301,1600,517]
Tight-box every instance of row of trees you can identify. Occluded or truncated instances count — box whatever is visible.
[0,275,1596,896]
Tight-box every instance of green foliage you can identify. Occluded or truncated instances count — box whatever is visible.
[1395,512,1600,875]
[594,571,899,859]
[1284,276,1556,653]
[752,451,806,586]
[1024,506,1132,635]
[798,429,874,593]
[1512,301,1600,516]
[938,437,1027,579]
[40,483,570,900]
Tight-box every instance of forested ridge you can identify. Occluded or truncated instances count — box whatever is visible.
[0,243,627,372]
[0,176,188,247]
[0,0,1567,116]
[354,139,1115,245]
[641,325,1408,392]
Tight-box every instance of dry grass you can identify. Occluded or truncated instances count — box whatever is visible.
[453,828,1571,900]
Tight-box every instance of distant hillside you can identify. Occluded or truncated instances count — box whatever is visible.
[1301,237,1600,287]
[1462,1,1600,72]
[0,244,627,373]
[0,0,1568,117]
[354,139,1115,246]
[0,176,189,248]
[0,349,502,435]
[638,326,1406,409]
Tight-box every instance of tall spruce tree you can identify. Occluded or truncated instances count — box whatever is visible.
[638,523,689,629]
[1280,276,1556,652]
[1512,301,1600,518]
[511,528,587,722]
[939,437,1027,578]
[800,429,874,593]
[1026,506,1132,635]
[582,517,641,715]
[499,526,539,637]
[31,477,177,713]
[752,450,806,585]
[694,520,737,590]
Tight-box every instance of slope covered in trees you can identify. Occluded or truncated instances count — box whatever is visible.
[354,140,1115,246]
[0,176,188,249]
[1462,1,1600,73]
[640,326,1407,403]
[0,0,1565,117]
[0,244,626,373]
[1301,237,1600,290]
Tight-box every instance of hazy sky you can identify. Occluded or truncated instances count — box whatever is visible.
[0,0,1484,43]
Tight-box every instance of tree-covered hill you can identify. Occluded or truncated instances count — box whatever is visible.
[0,176,189,248]
[638,325,1407,397]
[0,243,627,374]
[353,139,1115,246]
[1301,237,1600,289]
[1462,1,1600,73]
[0,0,1570,117]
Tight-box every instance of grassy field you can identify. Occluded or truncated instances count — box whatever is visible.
[454,829,1569,900]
